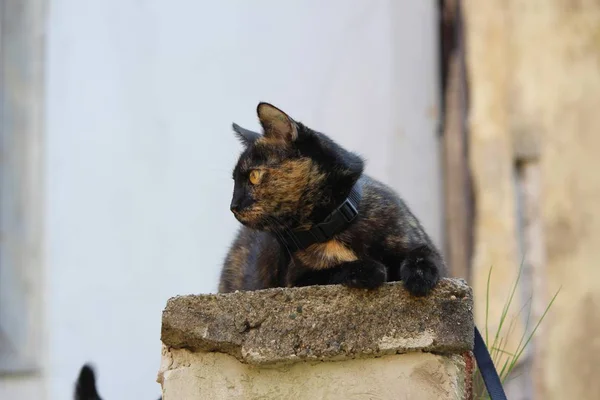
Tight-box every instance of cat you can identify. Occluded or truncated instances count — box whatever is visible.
[73,363,162,400]
[73,104,444,400]
[219,102,446,296]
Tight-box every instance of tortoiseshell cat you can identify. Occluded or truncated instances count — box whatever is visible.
[219,103,446,296]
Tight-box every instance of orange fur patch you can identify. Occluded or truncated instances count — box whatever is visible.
[296,240,358,270]
[251,158,325,222]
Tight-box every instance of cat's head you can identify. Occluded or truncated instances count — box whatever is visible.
[229,102,364,232]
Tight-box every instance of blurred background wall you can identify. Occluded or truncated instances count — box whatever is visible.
[462,1,600,399]
[1,1,441,399]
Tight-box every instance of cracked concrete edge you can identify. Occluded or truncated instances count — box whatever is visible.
[161,278,474,366]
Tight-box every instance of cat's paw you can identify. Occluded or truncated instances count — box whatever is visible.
[331,260,387,289]
[400,247,440,297]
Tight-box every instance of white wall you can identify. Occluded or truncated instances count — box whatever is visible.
[44,1,439,399]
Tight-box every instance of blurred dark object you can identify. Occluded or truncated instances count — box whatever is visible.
[438,0,473,281]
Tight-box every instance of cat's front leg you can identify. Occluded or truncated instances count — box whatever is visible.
[329,258,387,289]
[399,245,442,297]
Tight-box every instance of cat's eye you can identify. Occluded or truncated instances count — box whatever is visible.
[249,170,262,185]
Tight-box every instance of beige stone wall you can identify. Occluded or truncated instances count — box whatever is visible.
[533,4,600,398]
[464,1,600,398]
[462,0,526,371]
[159,347,469,400]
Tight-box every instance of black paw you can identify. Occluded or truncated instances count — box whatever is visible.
[331,260,387,289]
[400,247,440,297]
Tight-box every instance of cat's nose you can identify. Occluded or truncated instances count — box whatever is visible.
[230,192,252,213]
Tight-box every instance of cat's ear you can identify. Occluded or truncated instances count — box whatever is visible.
[232,123,261,146]
[257,102,298,143]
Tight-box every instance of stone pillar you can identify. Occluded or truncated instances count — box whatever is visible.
[158,279,474,400]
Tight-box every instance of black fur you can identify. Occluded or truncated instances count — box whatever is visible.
[74,364,102,400]
[220,102,446,296]
[232,122,261,146]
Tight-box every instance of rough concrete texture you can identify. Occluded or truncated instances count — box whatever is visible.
[159,346,471,400]
[161,278,474,366]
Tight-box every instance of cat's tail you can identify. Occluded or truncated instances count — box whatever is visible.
[74,363,102,400]
[73,362,162,400]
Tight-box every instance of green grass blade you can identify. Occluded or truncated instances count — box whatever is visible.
[485,265,493,346]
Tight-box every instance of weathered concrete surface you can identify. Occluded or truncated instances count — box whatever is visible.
[159,347,472,400]
[159,278,474,400]
[161,279,474,366]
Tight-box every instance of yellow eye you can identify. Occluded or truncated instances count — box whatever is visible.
[249,170,262,185]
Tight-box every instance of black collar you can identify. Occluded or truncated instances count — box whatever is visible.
[277,181,362,252]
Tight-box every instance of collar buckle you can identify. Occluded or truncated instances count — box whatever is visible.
[277,181,362,252]
[339,198,358,222]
